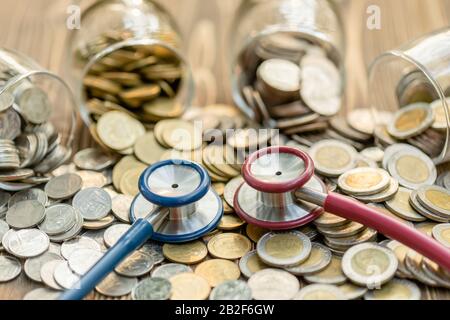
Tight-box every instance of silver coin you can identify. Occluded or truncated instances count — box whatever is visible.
[387,103,434,139]
[16,86,52,124]
[382,143,420,170]
[0,191,10,212]
[360,147,384,163]
[0,181,34,192]
[6,229,49,258]
[68,248,103,275]
[34,145,70,175]
[103,223,130,248]
[39,204,77,235]
[138,242,164,264]
[74,148,118,171]
[0,255,22,282]
[338,283,368,300]
[61,236,102,260]
[256,231,312,267]
[248,269,300,300]
[210,280,252,300]
[342,243,398,287]
[6,200,45,229]
[53,261,80,290]
[151,263,192,279]
[0,92,14,112]
[48,208,84,243]
[24,252,62,283]
[285,243,332,275]
[45,173,82,200]
[443,172,450,190]
[364,278,421,300]
[387,149,436,189]
[76,170,108,189]
[0,168,34,182]
[257,58,301,93]
[300,55,341,116]
[293,284,346,300]
[82,229,107,250]
[115,251,154,277]
[111,194,133,223]
[131,277,172,300]
[8,188,47,208]
[223,176,244,208]
[95,272,137,297]
[83,214,116,230]
[72,187,112,221]
[432,224,450,248]
[40,260,64,290]
[0,219,9,246]
[0,108,21,140]
[23,288,60,300]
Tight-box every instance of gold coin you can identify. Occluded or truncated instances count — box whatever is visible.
[119,84,161,101]
[293,284,345,300]
[239,251,270,278]
[222,200,234,214]
[162,120,202,151]
[338,283,368,300]
[101,72,142,86]
[218,215,245,231]
[163,241,207,264]
[317,221,365,238]
[415,222,437,236]
[338,168,390,196]
[212,183,225,197]
[310,140,357,177]
[368,204,413,227]
[207,233,252,260]
[395,108,428,132]
[97,111,145,150]
[83,76,122,95]
[430,98,449,130]
[170,273,210,300]
[119,167,146,196]
[246,224,269,243]
[418,186,450,216]
[143,97,183,119]
[112,156,146,191]
[83,214,116,230]
[388,103,433,138]
[204,145,241,178]
[134,131,168,165]
[194,259,240,287]
[304,256,347,285]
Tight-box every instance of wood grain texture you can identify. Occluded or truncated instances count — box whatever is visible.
[0,0,449,300]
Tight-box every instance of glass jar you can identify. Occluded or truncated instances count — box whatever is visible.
[230,0,345,129]
[368,28,450,164]
[0,48,76,187]
[68,0,193,131]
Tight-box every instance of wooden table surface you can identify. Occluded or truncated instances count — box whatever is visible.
[0,0,450,300]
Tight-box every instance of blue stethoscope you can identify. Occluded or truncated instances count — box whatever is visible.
[59,159,223,300]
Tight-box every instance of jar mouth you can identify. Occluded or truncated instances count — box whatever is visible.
[78,38,194,127]
[0,70,77,151]
[368,50,450,164]
[230,28,345,121]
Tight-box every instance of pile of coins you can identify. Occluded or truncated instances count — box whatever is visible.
[77,29,186,147]
[236,32,343,137]
[0,85,70,193]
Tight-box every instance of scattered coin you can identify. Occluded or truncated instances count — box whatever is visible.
[170,273,211,300]
[385,187,426,222]
[151,263,192,279]
[8,188,47,208]
[60,236,102,260]
[256,231,312,267]
[53,261,80,290]
[338,168,391,196]
[0,256,22,282]
[417,185,450,219]
[195,259,240,287]
[40,260,64,290]
[96,272,138,297]
[45,173,82,200]
[132,277,172,300]
[342,243,398,287]
[309,140,358,177]
[304,255,347,285]
[248,269,300,300]
[6,200,45,229]
[364,278,421,300]
[111,194,133,223]
[293,284,346,300]
[115,251,154,277]
[210,280,252,300]
[103,224,130,248]
[24,252,62,283]
[68,248,103,275]
[238,250,270,278]
[388,103,433,139]
[162,241,207,264]
[72,187,112,221]
[207,233,252,260]
[39,204,77,235]
[73,148,118,171]
[285,243,332,275]
[5,229,49,258]
[432,224,450,248]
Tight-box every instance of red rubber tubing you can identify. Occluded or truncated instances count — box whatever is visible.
[242,146,314,193]
[324,192,450,271]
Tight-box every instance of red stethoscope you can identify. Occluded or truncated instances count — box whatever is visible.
[234,146,450,271]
